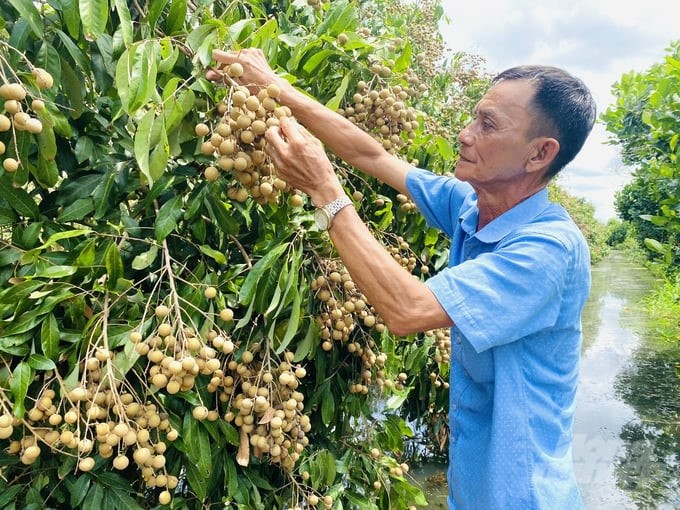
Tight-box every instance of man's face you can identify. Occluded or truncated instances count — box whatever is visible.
[454,80,539,191]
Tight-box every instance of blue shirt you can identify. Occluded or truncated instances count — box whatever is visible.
[406,168,590,510]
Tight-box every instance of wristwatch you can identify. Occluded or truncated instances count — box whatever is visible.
[314,195,353,231]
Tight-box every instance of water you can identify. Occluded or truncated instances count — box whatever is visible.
[412,252,680,509]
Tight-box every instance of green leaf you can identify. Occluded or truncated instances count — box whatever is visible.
[32,265,78,279]
[325,73,350,111]
[166,0,188,34]
[303,49,335,74]
[7,0,43,37]
[59,0,81,38]
[320,383,335,426]
[182,413,212,478]
[36,229,91,251]
[10,361,33,418]
[27,353,57,371]
[155,196,183,242]
[238,243,289,306]
[82,482,104,510]
[293,318,318,362]
[275,288,301,354]
[116,41,159,114]
[112,0,133,46]
[41,313,60,361]
[105,242,124,289]
[58,198,95,222]
[132,244,159,270]
[435,135,454,161]
[199,244,227,265]
[79,0,108,41]
[0,486,24,509]
[205,195,239,235]
[0,177,39,218]
[316,0,356,36]
[0,334,32,356]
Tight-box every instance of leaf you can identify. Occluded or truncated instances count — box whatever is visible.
[36,229,91,251]
[166,0,188,34]
[82,482,104,510]
[199,244,227,265]
[41,313,60,361]
[0,177,39,218]
[58,198,95,222]
[302,49,335,74]
[112,0,133,47]
[205,194,239,235]
[238,243,289,306]
[320,383,335,426]
[155,196,183,242]
[182,413,212,478]
[275,288,302,354]
[27,353,56,371]
[293,318,318,362]
[32,265,78,279]
[325,73,350,111]
[7,0,43,37]
[10,361,33,418]
[132,244,159,270]
[79,0,108,41]
[105,243,124,289]
[116,41,159,114]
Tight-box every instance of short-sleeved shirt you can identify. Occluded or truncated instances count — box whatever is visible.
[406,168,590,510]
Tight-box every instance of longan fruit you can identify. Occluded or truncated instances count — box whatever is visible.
[195,123,210,136]
[158,490,172,505]
[204,286,217,299]
[3,158,19,172]
[0,114,10,132]
[227,63,244,78]
[32,68,54,89]
[0,83,27,101]
[155,304,170,319]
[204,165,220,181]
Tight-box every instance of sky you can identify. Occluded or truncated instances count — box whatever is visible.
[438,0,680,222]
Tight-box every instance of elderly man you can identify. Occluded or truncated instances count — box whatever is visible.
[210,48,596,509]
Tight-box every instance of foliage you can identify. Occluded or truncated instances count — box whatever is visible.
[602,40,680,269]
[0,0,496,508]
[548,182,609,263]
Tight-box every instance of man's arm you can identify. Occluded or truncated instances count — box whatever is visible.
[210,49,411,194]
[264,116,453,335]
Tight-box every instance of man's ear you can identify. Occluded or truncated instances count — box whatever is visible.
[526,137,560,174]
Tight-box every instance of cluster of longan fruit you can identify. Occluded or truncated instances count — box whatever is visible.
[338,81,419,155]
[311,263,385,348]
[132,301,227,397]
[196,63,302,207]
[222,349,311,472]
[0,68,53,173]
[311,261,396,393]
[134,295,313,473]
[1,351,180,506]
[383,234,428,275]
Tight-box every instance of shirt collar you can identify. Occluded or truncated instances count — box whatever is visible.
[459,187,551,244]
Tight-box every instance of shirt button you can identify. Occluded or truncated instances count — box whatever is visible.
[451,403,458,411]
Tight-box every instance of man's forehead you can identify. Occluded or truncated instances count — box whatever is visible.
[475,80,534,116]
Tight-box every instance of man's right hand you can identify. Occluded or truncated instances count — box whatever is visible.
[208,48,286,94]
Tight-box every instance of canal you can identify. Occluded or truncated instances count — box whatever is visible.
[413,251,680,509]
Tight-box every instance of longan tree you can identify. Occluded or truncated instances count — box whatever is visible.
[0,0,489,508]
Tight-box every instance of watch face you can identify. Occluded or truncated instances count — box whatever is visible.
[314,208,330,230]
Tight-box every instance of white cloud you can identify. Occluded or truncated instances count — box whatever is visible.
[439,0,680,221]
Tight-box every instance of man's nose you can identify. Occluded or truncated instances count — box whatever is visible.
[458,123,474,145]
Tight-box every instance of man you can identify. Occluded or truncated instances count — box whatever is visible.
[210,48,596,509]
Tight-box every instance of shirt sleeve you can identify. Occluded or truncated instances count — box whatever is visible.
[405,167,473,236]
[425,229,574,353]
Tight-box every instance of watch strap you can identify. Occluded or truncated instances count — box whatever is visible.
[321,195,353,228]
